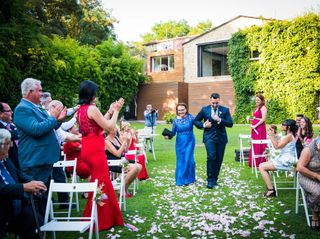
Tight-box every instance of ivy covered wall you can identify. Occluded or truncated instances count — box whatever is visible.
[228,13,320,123]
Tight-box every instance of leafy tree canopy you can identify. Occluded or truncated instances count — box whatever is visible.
[0,0,147,109]
[140,19,213,43]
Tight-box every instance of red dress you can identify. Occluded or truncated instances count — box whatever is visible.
[248,106,267,167]
[127,140,149,180]
[63,141,90,179]
[78,105,123,231]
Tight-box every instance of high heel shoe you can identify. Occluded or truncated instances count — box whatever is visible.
[263,188,277,197]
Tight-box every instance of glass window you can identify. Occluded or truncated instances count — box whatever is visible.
[151,55,174,72]
[250,50,260,61]
[198,42,229,77]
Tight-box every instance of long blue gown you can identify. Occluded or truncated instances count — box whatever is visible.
[172,113,196,186]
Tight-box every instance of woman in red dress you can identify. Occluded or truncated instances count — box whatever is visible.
[77,80,124,231]
[63,124,90,179]
[248,94,268,168]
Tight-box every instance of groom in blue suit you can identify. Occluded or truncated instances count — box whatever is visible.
[194,93,233,188]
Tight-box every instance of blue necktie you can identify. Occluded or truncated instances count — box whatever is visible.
[0,161,22,216]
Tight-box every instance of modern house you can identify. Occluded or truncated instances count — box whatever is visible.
[136,16,271,120]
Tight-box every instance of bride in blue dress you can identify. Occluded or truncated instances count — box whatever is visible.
[171,103,196,186]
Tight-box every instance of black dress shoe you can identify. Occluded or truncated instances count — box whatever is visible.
[207,182,213,189]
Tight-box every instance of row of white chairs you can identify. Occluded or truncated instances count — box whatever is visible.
[238,133,311,227]
[40,152,135,238]
[137,128,157,160]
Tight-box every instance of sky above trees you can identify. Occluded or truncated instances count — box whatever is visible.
[102,0,319,42]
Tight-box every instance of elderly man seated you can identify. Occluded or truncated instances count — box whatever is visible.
[0,129,47,239]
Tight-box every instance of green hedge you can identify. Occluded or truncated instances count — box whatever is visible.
[228,13,320,123]
[0,34,147,110]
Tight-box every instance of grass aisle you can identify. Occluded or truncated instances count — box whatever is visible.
[103,124,319,239]
[14,124,318,239]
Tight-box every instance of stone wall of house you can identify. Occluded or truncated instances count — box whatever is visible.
[183,17,267,83]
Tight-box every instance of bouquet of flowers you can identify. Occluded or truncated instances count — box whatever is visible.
[264,147,271,158]
[120,158,129,169]
[94,183,108,206]
[264,146,280,161]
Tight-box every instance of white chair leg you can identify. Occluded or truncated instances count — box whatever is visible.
[301,188,311,226]
[295,182,300,214]
[272,172,278,193]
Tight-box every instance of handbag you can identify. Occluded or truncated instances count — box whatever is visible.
[162,128,174,139]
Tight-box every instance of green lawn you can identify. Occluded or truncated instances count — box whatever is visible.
[10,123,320,239]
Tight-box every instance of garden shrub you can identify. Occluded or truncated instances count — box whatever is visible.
[228,13,320,123]
[163,112,176,124]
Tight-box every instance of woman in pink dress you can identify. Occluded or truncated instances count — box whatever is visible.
[248,94,267,168]
[77,80,124,231]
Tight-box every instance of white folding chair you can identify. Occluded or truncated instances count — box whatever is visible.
[271,148,298,194]
[251,139,271,178]
[135,142,148,164]
[295,173,311,226]
[125,149,139,195]
[138,128,157,160]
[40,179,99,239]
[238,134,251,166]
[53,159,80,215]
[108,159,126,211]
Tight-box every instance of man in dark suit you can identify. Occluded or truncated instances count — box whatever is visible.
[0,102,20,169]
[194,93,233,188]
[0,128,47,239]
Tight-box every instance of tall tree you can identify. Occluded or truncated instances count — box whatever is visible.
[0,0,44,106]
[77,0,117,45]
[141,20,191,42]
[189,20,213,35]
[140,19,213,43]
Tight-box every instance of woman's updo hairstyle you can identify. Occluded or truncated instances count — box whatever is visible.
[282,119,298,136]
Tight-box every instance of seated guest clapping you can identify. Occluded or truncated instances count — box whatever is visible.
[297,137,320,231]
[296,116,314,158]
[120,121,149,180]
[0,129,47,239]
[120,121,137,150]
[105,127,142,198]
[259,119,298,197]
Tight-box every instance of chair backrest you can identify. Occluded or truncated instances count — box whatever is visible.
[238,134,251,139]
[251,139,272,157]
[125,150,137,162]
[137,129,148,138]
[43,179,98,235]
[107,159,123,167]
[53,158,78,183]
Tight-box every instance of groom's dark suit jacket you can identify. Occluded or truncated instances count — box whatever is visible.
[193,105,233,144]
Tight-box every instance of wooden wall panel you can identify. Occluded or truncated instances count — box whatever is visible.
[146,49,184,83]
[137,82,179,120]
[187,81,235,116]
[136,80,235,120]
[178,82,188,106]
